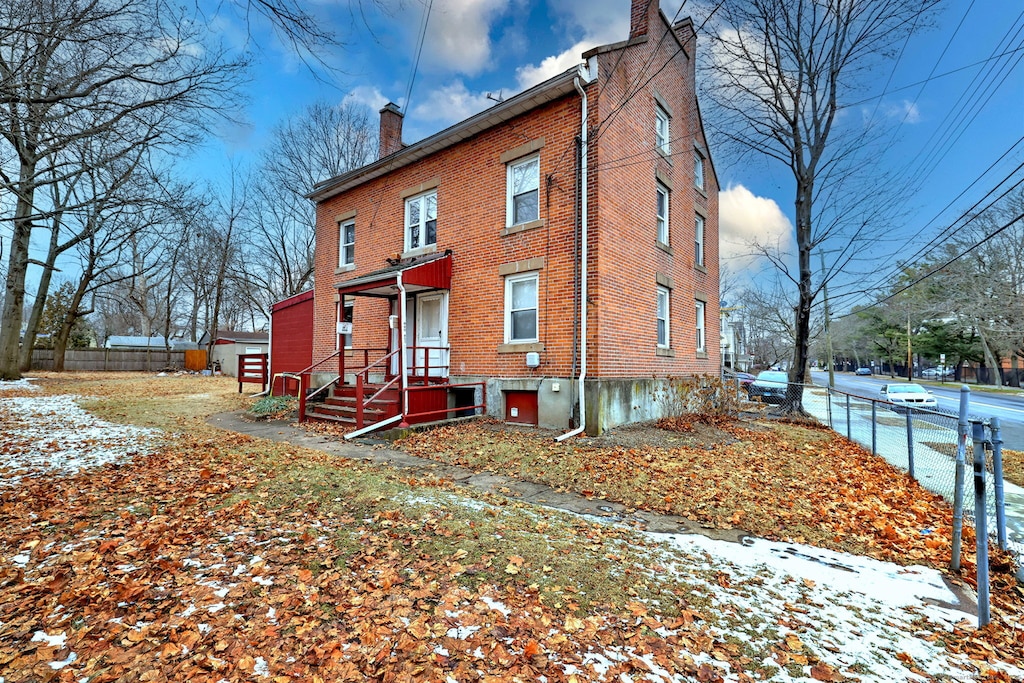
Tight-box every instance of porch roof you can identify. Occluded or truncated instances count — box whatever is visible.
[335,251,452,298]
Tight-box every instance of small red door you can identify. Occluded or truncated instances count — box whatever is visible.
[505,390,538,425]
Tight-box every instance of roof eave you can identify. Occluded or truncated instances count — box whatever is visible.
[307,68,584,203]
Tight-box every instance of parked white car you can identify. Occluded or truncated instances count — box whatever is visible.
[878,383,937,411]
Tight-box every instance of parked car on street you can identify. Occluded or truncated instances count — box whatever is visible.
[878,383,937,412]
[747,370,789,404]
[921,367,954,379]
[855,367,872,375]
[724,370,756,388]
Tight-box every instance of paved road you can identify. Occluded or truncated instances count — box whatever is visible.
[810,370,1024,451]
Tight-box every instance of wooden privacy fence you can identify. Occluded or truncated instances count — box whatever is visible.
[31,348,188,372]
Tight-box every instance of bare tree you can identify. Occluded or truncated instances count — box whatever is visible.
[699,0,940,410]
[0,0,246,379]
[241,100,377,314]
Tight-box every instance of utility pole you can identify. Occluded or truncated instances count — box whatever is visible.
[819,251,835,388]
[906,310,913,382]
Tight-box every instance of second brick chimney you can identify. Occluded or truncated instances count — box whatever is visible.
[378,102,404,159]
[629,0,654,39]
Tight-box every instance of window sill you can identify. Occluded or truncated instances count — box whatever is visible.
[656,347,675,357]
[335,263,356,275]
[498,342,544,353]
[696,351,708,359]
[401,243,437,259]
[695,263,707,274]
[656,147,673,164]
[501,219,545,237]
[656,241,673,255]
[694,185,707,199]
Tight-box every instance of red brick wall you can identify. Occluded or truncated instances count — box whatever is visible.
[312,13,720,382]
[589,13,720,378]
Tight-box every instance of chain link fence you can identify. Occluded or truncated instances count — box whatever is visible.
[802,384,1021,545]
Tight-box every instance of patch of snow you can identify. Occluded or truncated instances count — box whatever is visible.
[253,656,269,676]
[446,625,481,639]
[180,605,197,619]
[0,394,158,485]
[31,631,67,648]
[252,576,273,586]
[0,378,39,392]
[11,553,29,568]
[479,596,510,617]
[266,607,277,624]
[48,651,77,670]
[207,603,226,613]
[198,624,212,634]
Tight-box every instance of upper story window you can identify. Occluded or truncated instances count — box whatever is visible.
[507,155,539,226]
[339,220,355,267]
[695,213,705,267]
[694,151,705,190]
[505,272,538,343]
[405,190,437,251]
[696,300,706,352]
[656,182,669,245]
[655,105,670,155]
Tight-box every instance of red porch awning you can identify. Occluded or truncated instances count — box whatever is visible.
[335,251,452,298]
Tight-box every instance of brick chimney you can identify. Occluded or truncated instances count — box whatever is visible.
[629,0,653,39]
[378,102,404,159]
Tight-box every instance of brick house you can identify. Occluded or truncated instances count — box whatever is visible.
[300,0,719,436]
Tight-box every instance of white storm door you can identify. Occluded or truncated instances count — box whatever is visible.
[408,292,448,377]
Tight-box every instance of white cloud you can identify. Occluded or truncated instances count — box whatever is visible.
[422,0,512,76]
[345,86,392,112]
[719,183,794,269]
[882,99,921,124]
[410,80,493,123]
[515,40,593,90]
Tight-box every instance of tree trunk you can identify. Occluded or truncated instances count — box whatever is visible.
[52,274,92,372]
[0,165,37,380]
[976,324,1002,387]
[787,178,814,412]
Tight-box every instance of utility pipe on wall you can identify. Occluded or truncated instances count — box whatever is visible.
[557,64,592,442]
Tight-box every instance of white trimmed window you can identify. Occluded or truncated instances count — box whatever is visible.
[507,155,540,226]
[405,190,437,251]
[656,182,669,244]
[696,300,706,352]
[504,272,538,343]
[657,286,670,348]
[339,220,355,267]
[655,105,670,155]
[695,213,705,267]
[694,151,705,190]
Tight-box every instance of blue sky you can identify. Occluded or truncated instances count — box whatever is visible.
[17,1,1021,314]
[191,0,1023,315]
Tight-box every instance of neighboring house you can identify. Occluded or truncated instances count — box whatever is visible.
[104,336,202,351]
[299,0,720,435]
[211,330,270,378]
[720,306,752,372]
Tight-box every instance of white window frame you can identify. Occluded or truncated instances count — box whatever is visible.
[339,220,355,267]
[506,154,540,226]
[504,272,539,344]
[656,182,669,245]
[696,300,706,352]
[657,286,670,348]
[695,213,705,267]
[404,190,437,251]
[655,105,670,155]
[694,151,705,190]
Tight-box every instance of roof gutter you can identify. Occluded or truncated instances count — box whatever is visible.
[557,61,594,442]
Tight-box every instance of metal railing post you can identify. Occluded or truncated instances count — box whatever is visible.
[990,417,1006,551]
[906,409,915,478]
[870,401,877,454]
[355,373,365,429]
[951,386,970,572]
[971,419,990,627]
[845,394,851,439]
[298,373,309,423]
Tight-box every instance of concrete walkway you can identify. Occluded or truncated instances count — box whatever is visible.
[208,411,750,540]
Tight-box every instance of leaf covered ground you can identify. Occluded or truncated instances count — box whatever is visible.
[0,373,1021,682]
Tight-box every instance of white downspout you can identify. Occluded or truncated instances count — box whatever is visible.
[557,65,591,442]
[397,271,411,427]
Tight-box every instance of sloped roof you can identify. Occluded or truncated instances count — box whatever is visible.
[215,330,269,343]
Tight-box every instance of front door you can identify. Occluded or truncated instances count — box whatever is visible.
[405,292,448,377]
